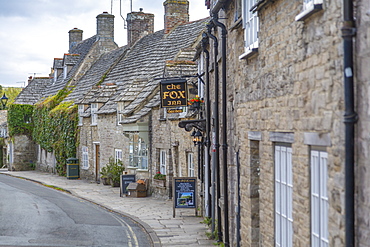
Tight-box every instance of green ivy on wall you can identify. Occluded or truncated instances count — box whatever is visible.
[32,86,78,175]
[8,104,34,137]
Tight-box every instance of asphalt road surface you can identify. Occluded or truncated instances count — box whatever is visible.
[0,174,153,247]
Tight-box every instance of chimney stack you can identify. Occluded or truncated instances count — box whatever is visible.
[96,12,115,41]
[163,0,189,34]
[68,28,83,52]
[127,9,154,47]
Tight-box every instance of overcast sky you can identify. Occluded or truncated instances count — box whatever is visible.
[0,0,209,87]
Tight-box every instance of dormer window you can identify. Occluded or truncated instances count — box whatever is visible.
[91,103,98,125]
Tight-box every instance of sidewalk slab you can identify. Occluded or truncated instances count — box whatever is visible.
[0,170,215,247]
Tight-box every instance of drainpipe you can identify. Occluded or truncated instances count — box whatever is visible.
[212,13,229,247]
[341,0,357,246]
[206,24,221,241]
[202,32,212,218]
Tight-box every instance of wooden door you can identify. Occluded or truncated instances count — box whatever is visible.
[95,144,100,182]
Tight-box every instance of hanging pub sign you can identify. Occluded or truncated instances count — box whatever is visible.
[160,79,188,108]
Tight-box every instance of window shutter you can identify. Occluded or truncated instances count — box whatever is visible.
[311,150,329,247]
[275,145,293,247]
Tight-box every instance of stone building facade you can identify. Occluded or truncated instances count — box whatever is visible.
[200,0,369,246]
[355,1,370,246]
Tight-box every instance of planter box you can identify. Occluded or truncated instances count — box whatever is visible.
[127,183,147,197]
[152,179,166,187]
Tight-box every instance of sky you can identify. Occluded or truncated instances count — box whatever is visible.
[0,0,210,88]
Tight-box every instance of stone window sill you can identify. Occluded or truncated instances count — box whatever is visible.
[295,3,323,22]
[239,48,258,60]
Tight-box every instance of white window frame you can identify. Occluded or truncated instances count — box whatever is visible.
[82,146,89,169]
[311,150,329,247]
[160,150,166,175]
[91,103,98,125]
[53,69,58,83]
[115,149,123,164]
[275,145,293,247]
[63,65,67,79]
[188,153,194,177]
[295,0,323,21]
[240,0,259,59]
[78,105,84,126]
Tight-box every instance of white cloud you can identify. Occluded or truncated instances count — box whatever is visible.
[0,0,209,87]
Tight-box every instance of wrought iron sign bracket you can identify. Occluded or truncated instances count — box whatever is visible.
[178,119,206,132]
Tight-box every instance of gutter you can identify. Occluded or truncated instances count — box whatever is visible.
[341,0,357,246]
[211,0,229,14]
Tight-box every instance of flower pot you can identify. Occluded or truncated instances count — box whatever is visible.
[101,177,110,185]
[152,179,166,187]
[110,179,120,187]
[189,102,201,110]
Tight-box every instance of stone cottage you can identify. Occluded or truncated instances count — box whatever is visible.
[12,1,208,205]
[197,0,370,246]
[74,1,207,201]
[12,12,119,172]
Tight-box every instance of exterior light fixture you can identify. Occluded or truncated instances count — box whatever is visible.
[193,130,203,145]
[1,93,8,110]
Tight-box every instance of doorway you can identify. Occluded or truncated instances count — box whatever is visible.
[95,144,100,182]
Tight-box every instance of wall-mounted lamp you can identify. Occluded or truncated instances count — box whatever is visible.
[1,93,8,110]
[191,130,203,146]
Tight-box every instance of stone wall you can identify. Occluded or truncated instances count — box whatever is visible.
[150,106,200,200]
[355,0,370,245]
[78,115,99,180]
[207,0,346,245]
[10,135,37,171]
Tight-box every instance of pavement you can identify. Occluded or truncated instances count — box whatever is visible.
[0,169,216,247]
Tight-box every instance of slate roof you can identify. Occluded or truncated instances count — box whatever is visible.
[103,19,206,87]
[63,53,80,66]
[96,18,207,123]
[14,77,52,105]
[65,46,128,103]
[43,35,97,97]
[15,35,99,106]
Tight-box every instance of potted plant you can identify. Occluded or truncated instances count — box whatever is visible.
[100,165,110,185]
[101,157,125,187]
[110,159,125,187]
[188,95,204,110]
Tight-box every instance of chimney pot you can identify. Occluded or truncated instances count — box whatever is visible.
[68,28,83,52]
[127,10,154,47]
[163,0,189,34]
[96,12,115,42]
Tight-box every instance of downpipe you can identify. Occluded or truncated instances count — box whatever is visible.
[206,24,222,241]
[342,0,357,246]
[201,33,212,218]
[212,13,229,247]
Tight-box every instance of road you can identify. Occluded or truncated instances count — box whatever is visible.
[0,174,152,247]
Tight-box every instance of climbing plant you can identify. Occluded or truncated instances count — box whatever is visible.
[32,86,78,175]
[8,104,34,137]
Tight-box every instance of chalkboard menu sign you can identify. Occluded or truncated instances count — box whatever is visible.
[120,174,136,197]
[173,177,197,217]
